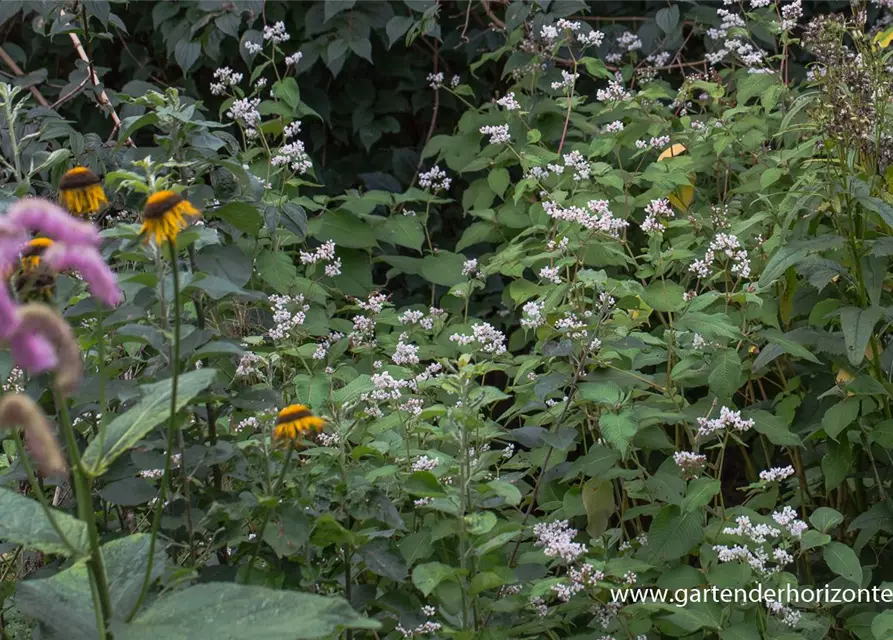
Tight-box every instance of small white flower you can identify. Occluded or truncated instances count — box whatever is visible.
[497,92,520,111]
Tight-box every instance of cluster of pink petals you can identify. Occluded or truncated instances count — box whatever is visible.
[0,197,122,377]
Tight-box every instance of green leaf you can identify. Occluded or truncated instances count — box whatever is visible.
[872,611,893,640]
[760,167,783,189]
[420,251,467,286]
[599,410,637,456]
[655,4,679,33]
[15,534,166,639]
[840,306,883,366]
[386,16,414,48]
[309,210,377,249]
[582,479,614,538]
[746,409,800,446]
[211,202,262,234]
[676,312,742,341]
[174,40,201,72]
[359,539,407,582]
[0,488,89,557]
[411,562,455,597]
[405,471,446,497]
[486,480,522,506]
[99,477,158,506]
[488,167,510,199]
[720,622,760,640]
[758,235,844,287]
[324,0,355,21]
[256,250,298,294]
[809,507,844,533]
[377,216,424,251]
[641,281,685,312]
[114,583,379,639]
[644,506,702,563]
[822,399,860,439]
[82,369,217,476]
[271,78,300,110]
[823,541,863,585]
[682,478,721,513]
[753,328,823,370]
[708,349,741,399]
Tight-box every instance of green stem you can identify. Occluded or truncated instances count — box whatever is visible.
[128,240,182,620]
[55,391,112,638]
[244,445,295,580]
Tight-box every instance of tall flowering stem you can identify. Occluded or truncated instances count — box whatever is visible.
[130,240,182,619]
[243,442,295,580]
[55,389,113,637]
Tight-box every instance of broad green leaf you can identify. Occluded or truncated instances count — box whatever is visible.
[256,250,298,294]
[758,235,844,287]
[708,349,741,399]
[420,251,467,286]
[809,507,844,533]
[405,471,446,497]
[641,281,685,312]
[822,399,859,439]
[488,167,510,199]
[82,369,217,476]
[823,541,863,585]
[599,410,637,456]
[872,611,893,640]
[377,216,424,251]
[15,534,166,639]
[746,409,801,446]
[753,328,823,370]
[582,479,614,538]
[683,478,721,512]
[0,488,89,557]
[210,202,262,234]
[644,506,702,563]
[411,562,455,597]
[840,306,883,366]
[720,621,760,640]
[114,583,379,639]
[676,312,742,341]
[308,210,377,249]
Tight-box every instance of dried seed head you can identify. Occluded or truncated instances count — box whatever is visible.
[0,393,67,476]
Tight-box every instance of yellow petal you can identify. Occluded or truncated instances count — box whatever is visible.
[658,143,688,161]
[874,26,893,49]
[836,369,856,386]
[668,184,695,211]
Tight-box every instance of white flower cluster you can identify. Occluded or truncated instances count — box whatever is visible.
[533,520,587,563]
[689,233,751,280]
[539,265,561,284]
[577,29,605,47]
[236,351,263,377]
[412,455,439,472]
[555,311,590,340]
[522,300,545,329]
[227,97,261,127]
[641,198,675,234]
[759,465,795,482]
[300,240,340,276]
[285,52,303,66]
[263,21,290,44]
[551,70,579,91]
[723,515,781,544]
[780,0,802,30]
[708,8,746,40]
[696,406,754,439]
[542,200,628,238]
[462,258,481,278]
[349,315,376,349]
[3,367,24,393]
[267,294,309,341]
[397,307,444,331]
[596,78,633,102]
[393,333,420,365]
[210,67,242,95]
[312,331,344,360]
[497,92,520,111]
[138,453,181,480]
[772,505,808,539]
[673,451,707,478]
[635,135,671,150]
[271,140,313,175]
[244,40,262,55]
[427,72,444,89]
[354,292,388,314]
[449,322,507,354]
[232,416,259,434]
[419,165,451,192]
[395,607,441,638]
[563,150,591,181]
[603,120,624,133]
[480,124,511,145]
[617,31,642,51]
[284,121,302,139]
[765,599,802,628]
[552,563,604,602]
[529,596,548,618]
[592,602,622,629]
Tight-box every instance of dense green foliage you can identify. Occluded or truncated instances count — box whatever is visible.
[3,1,893,640]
